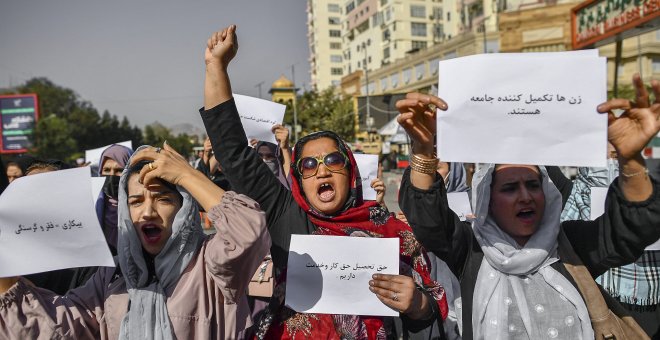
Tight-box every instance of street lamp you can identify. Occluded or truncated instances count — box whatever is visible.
[362,42,372,132]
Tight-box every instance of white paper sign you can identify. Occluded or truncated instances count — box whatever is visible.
[234,94,286,144]
[0,167,115,277]
[286,235,399,316]
[85,141,133,166]
[437,51,607,167]
[354,154,379,201]
[91,177,106,202]
[447,192,473,221]
[589,186,609,220]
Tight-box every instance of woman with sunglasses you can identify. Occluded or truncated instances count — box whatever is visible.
[200,25,449,339]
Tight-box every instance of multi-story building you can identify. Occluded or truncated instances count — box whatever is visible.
[342,0,449,77]
[307,0,346,91]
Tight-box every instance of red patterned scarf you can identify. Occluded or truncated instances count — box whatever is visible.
[261,131,447,340]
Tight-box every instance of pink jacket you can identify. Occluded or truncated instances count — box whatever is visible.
[0,192,271,339]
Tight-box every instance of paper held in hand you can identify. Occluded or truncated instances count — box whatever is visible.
[234,94,286,145]
[0,167,115,277]
[285,235,399,316]
[354,154,379,201]
[437,50,607,167]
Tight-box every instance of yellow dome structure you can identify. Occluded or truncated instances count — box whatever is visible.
[271,75,294,89]
[269,75,297,104]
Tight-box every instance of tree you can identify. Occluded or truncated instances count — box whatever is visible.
[32,115,77,160]
[282,87,355,143]
[2,77,144,158]
[143,123,193,157]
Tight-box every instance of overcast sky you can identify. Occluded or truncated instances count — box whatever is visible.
[0,0,311,129]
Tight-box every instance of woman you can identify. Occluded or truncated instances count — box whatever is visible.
[396,91,660,339]
[96,144,134,254]
[0,143,270,339]
[200,25,447,339]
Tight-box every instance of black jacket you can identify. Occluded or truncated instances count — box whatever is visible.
[399,168,660,339]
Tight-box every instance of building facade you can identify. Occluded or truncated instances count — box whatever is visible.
[307,0,346,91]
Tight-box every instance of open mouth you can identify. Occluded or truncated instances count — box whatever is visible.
[141,224,163,244]
[516,209,536,223]
[317,183,336,202]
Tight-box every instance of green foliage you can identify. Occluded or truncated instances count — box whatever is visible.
[33,116,77,160]
[1,77,147,160]
[142,123,194,157]
[283,87,355,143]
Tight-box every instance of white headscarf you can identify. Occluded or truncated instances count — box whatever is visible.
[470,164,593,339]
[116,145,206,340]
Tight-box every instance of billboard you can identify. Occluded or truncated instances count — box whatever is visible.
[0,94,39,154]
[572,0,660,49]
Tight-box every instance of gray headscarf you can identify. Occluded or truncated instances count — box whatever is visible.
[469,164,593,339]
[445,162,470,193]
[117,145,206,340]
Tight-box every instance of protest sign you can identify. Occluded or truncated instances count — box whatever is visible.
[447,192,473,221]
[437,51,607,167]
[589,186,609,220]
[0,167,115,277]
[286,235,399,316]
[354,154,379,201]
[234,94,286,145]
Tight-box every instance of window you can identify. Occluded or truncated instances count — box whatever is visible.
[654,57,660,72]
[346,2,355,13]
[430,58,439,74]
[332,80,341,87]
[411,22,427,37]
[444,51,457,59]
[358,61,361,68]
[385,8,391,21]
[330,29,341,37]
[368,56,372,63]
[410,5,426,18]
[331,68,343,75]
[411,41,427,50]
[329,17,341,25]
[383,29,391,41]
[380,77,388,90]
[368,81,375,94]
[390,73,399,88]
[403,68,412,83]
[331,55,343,63]
[330,42,342,49]
[383,47,390,59]
[432,6,442,20]
[415,63,425,80]
[447,12,451,21]
[328,3,341,12]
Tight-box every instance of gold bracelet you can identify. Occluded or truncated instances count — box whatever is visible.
[410,153,438,175]
[621,167,649,178]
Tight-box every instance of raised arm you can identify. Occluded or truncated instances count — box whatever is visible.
[396,93,472,273]
[598,74,660,202]
[566,74,660,276]
[199,27,313,269]
[272,124,292,177]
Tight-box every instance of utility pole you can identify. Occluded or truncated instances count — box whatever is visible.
[255,81,264,99]
[291,64,299,142]
[363,42,372,132]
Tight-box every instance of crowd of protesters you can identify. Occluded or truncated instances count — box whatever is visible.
[0,24,659,340]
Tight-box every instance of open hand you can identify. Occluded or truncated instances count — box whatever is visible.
[597,74,660,160]
[395,93,447,156]
[130,143,194,188]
